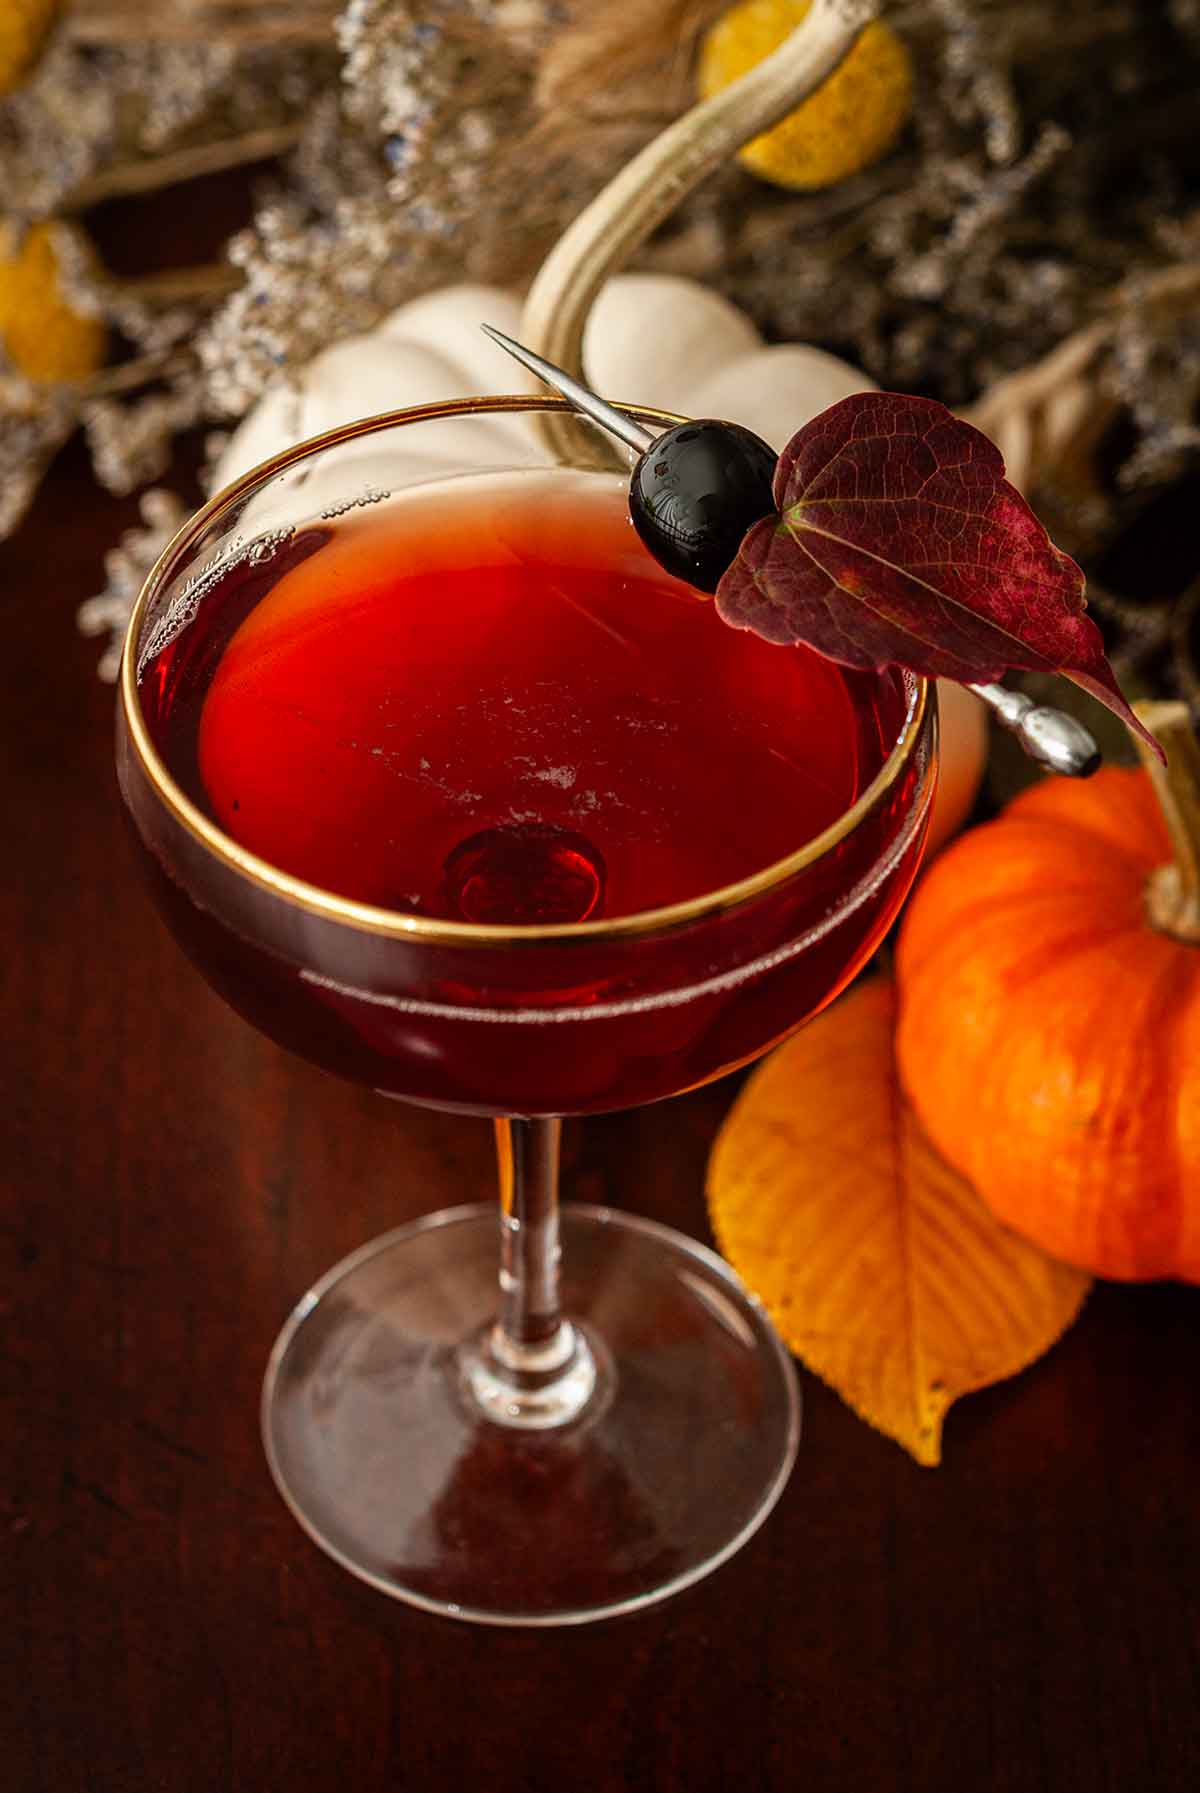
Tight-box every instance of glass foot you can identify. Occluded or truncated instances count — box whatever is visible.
[262,1204,800,1626]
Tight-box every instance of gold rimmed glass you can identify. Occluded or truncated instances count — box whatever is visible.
[117,395,937,1626]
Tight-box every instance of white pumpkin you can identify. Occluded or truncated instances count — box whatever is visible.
[217,284,543,488]
[583,272,874,449]
[215,273,872,484]
[216,271,986,849]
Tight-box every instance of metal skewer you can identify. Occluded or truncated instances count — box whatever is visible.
[968,683,1100,777]
[480,324,657,453]
[482,324,1104,777]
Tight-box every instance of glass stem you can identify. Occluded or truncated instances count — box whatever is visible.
[459,1118,600,1429]
[494,1117,565,1355]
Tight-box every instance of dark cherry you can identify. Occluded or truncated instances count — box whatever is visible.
[629,420,779,594]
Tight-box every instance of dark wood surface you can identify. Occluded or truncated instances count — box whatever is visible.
[4,238,1200,1793]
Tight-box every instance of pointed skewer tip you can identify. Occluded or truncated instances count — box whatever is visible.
[479,324,657,455]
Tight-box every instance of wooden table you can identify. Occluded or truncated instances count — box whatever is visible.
[4,398,1199,1793]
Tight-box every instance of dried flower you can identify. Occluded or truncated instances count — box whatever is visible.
[77,488,190,681]
[0,372,77,535]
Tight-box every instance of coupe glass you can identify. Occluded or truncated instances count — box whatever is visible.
[116,396,937,1626]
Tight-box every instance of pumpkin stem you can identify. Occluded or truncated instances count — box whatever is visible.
[1134,699,1200,943]
[519,0,880,462]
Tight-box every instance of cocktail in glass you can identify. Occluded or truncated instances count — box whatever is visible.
[117,396,937,1624]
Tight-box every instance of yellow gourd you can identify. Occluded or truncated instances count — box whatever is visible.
[698,0,912,191]
[0,221,106,384]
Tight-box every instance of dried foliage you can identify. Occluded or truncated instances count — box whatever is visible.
[0,0,1197,681]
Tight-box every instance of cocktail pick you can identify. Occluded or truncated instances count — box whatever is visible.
[483,325,1102,777]
[482,323,780,599]
[969,685,1100,777]
[480,325,657,454]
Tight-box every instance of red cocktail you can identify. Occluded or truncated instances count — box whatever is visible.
[117,397,936,1624]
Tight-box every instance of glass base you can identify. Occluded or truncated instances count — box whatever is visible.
[262,1204,800,1627]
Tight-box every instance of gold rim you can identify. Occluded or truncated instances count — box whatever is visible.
[120,394,932,947]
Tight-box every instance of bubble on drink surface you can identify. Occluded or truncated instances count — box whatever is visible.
[319,486,392,521]
[440,823,607,925]
[137,526,294,677]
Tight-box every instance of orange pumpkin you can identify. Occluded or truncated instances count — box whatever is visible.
[895,702,1200,1283]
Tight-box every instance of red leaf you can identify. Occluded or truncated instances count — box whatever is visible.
[715,392,1162,759]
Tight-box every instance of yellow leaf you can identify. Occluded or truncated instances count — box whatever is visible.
[707,980,1091,1465]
